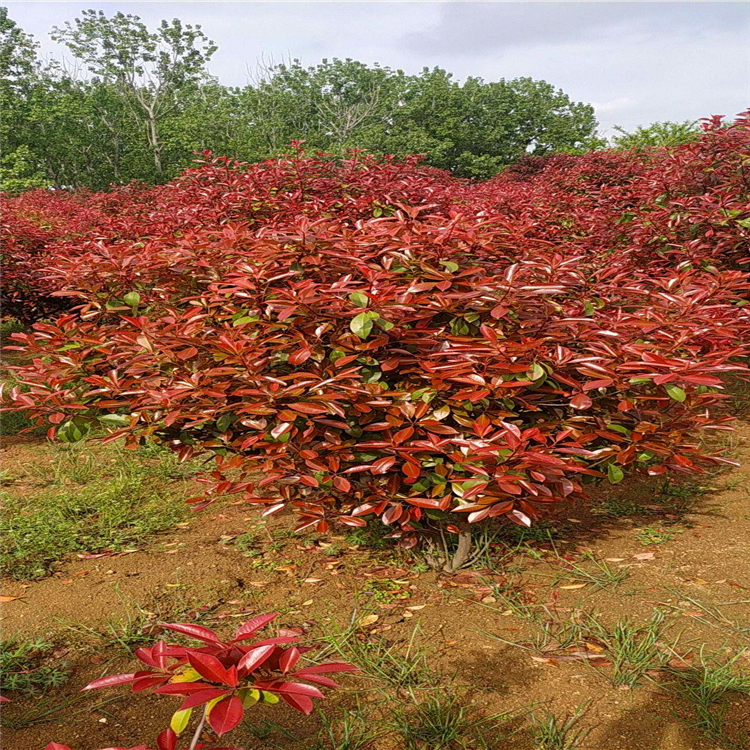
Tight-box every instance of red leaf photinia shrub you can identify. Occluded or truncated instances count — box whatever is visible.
[4,119,750,570]
[80,614,355,743]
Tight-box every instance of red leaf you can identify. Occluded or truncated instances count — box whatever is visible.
[83,672,138,691]
[207,694,245,735]
[179,688,230,710]
[187,652,231,684]
[279,646,300,673]
[160,622,222,644]
[238,644,277,674]
[233,612,279,641]
[156,728,178,750]
[570,393,593,410]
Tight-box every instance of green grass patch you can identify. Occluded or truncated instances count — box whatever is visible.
[667,651,750,748]
[0,638,70,696]
[1,443,194,579]
[530,706,591,750]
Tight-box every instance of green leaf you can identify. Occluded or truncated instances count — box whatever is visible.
[170,707,192,734]
[239,687,260,707]
[261,690,280,705]
[98,414,130,427]
[348,291,369,308]
[665,384,686,402]
[350,311,379,339]
[216,413,236,432]
[529,363,546,381]
[58,420,88,443]
[123,291,141,307]
[607,464,624,484]
[439,260,459,273]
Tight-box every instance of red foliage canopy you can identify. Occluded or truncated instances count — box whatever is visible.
[4,117,750,553]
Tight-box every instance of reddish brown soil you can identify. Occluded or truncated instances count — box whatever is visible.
[2,427,749,750]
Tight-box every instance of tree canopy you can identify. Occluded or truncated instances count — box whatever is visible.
[2,7,606,190]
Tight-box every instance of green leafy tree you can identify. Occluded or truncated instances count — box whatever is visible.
[611,120,700,150]
[0,7,50,191]
[234,62,603,178]
[51,10,217,179]
[3,9,605,189]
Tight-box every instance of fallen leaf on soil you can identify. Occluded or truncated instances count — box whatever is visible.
[560,584,587,590]
[407,605,426,610]
[531,656,563,666]
[605,558,625,562]
[358,614,379,628]
[301,600,314,607]
[0,595,23,602]
[633,552,655,560]
[303,578,323,584]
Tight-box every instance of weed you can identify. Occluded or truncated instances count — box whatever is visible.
[0,369,40,436]
[320,620,434,690]
[583,610,672,687]
[486,584,548,623]
[499,520,562,545]
[392,691,513,750]
[636,526,676,546]
[0,639,70,695]
[63,608,158,653]
[557,551,629,590]
[666,589,750,643]
[359,578,409,604]
[530,706,591,750]
[487,608,589,655]
[235,532,262,557]
[346,524,393,550]
[595,495,643,517]
[0,318,25,340]
[654,479,708,514]
[667,650,750,748]
[1,693,123,731]
[313,707,379,749]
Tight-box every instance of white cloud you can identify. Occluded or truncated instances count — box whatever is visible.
[592,97,637,114]
[6,2,750,132]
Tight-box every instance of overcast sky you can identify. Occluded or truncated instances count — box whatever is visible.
[7,1,750,135]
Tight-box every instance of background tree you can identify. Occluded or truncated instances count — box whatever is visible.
[51,10,217,179]
[611,120,700,150]
[0,7,50,191]
[2,7,606,188]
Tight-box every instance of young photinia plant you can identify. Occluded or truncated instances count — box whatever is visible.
[78,614,355,747]
[4,114,749,570]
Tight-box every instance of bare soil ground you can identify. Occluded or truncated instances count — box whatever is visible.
[2,426,749,750]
